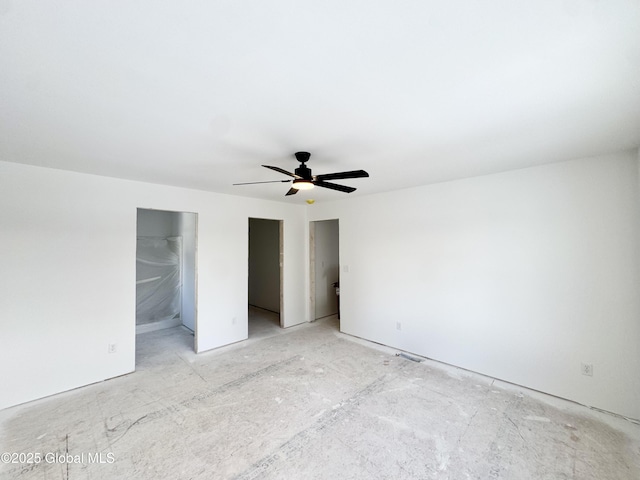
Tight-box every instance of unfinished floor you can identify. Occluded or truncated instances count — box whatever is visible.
[1,311,639,479]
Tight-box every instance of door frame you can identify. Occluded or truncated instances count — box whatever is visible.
[135,208,198,354]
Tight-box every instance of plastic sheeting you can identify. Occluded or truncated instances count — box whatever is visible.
[136,236,182,325]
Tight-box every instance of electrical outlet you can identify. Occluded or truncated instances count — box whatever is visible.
[396,322,402,331]
[581,363,593,376]
[108,344,117,354]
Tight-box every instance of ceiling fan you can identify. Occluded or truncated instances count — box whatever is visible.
[233,151,369,196]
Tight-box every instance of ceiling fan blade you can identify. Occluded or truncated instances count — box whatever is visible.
[233,180,291,185]
[263,165,298,178]
[285,187,299,196]
[315,170,369,181]
[314,180,357,193]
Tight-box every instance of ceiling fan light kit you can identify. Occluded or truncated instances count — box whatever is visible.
[292,179,314,190]
[233,151,369,197]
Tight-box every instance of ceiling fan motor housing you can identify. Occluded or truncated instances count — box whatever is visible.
[295,164,312,180]
[294,152,313,180]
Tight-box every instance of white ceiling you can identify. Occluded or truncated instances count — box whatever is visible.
[1,1,639,203]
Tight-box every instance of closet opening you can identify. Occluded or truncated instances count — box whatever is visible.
[309,219,340,329]
[135,208,198,356]
[247,218,283,339]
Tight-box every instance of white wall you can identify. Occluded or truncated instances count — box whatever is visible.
[313,219,339,319]
[310,150,640,420]
[248,218,281,313]
[0,161,308,410]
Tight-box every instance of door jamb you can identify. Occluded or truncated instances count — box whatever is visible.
[279,219,284,327]
[309,221,316,321]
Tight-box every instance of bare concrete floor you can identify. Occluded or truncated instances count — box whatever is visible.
[247,306,283,340]
[1,312,639,479]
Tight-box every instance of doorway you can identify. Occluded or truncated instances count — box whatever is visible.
[135,208,197,353]
[309,219,340,325]
[248,218,283,338]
